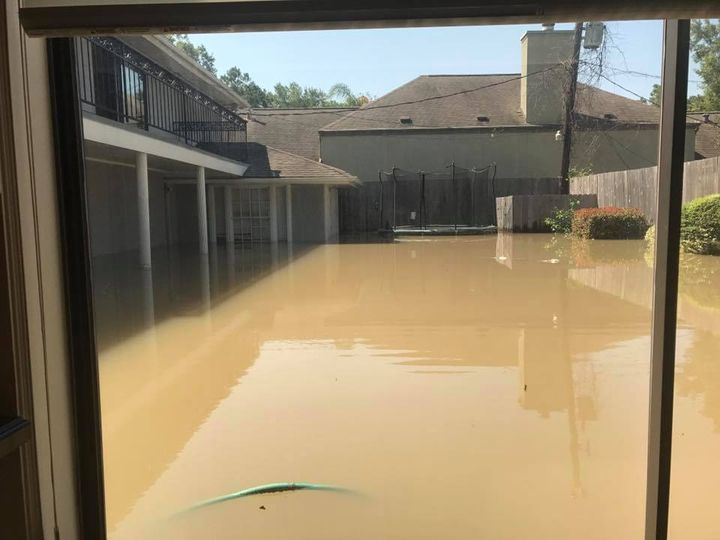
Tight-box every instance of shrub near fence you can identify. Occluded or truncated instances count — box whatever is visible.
[572,207,650,239]
[680,194,720,255]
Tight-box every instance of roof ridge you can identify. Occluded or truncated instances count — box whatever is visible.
[424,73,521,77]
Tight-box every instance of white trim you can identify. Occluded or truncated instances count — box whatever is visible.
[82,114,249,176]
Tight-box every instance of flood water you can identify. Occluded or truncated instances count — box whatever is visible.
[93,235,720,540]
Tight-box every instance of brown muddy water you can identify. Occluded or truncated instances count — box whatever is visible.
[93,235,720,540]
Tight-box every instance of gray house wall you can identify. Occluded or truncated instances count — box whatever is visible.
[85,161,168,257]
[291,185,328,243]
[320,126,696,185]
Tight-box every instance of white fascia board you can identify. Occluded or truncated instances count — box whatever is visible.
[83,115,249,176]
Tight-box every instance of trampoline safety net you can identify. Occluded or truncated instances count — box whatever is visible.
[378,163,496,231]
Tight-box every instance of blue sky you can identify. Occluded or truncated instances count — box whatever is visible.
[190,20,701,101]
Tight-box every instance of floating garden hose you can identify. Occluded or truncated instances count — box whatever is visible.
[182,482,354,513]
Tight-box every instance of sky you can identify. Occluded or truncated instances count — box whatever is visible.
[188,21,702,102]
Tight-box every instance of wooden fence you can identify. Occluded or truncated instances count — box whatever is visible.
[570,155,720,223]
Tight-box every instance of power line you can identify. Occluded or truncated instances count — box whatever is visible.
[598,73,720,131]
[247,64,565,120]
[580,60,701,84]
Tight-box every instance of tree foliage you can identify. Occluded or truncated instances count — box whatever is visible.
[220,67,272,107]
[167,35,369,108]
[690,20,720,111]
[642,21,720,111]
[168,34,217,75]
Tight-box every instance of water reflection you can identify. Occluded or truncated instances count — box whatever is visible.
[93,235,720,540]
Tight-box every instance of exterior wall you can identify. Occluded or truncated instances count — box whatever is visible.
[320,126,696,187]
[320,129,564,184]
[172,183,199,246]
[291,184,328,243]
[85,161,168,257]
[572,126,696,175]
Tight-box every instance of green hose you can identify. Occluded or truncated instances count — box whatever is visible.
[182,482,354,513]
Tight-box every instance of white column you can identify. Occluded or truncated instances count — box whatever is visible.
[285,184,293,244]
[136,152,152,269]
[207,185,217,245]
[269,186,279,244]
[196,166,208,254]
[224,185,235,247]
[323,184,332,243]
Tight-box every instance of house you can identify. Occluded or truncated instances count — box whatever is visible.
[77,35,356,263]
[688,112,720,159]
[315,26,697,232]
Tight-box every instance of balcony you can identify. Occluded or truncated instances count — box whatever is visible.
[74,36,247,162]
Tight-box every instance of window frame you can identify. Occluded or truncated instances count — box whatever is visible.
[20,4,711,539]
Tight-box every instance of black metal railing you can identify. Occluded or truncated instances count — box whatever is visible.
[74,36,247,155]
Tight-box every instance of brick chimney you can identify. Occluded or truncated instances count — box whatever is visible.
[520,26,575,125]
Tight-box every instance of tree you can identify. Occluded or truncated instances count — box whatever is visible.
[167,34,217,75]
[167,36,368,109]
[269,82,329,107]
[328,83,370,107]
[690,20,720,111]
[220,67,271,107]
[641,21,720,111]
[643,83,705,112]
[648,83,661,107]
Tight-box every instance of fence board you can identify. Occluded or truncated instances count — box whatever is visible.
[570,156,720,223]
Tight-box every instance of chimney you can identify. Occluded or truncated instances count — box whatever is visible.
[520,26,575,125]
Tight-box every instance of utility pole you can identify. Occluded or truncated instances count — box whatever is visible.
[560,22,583,194]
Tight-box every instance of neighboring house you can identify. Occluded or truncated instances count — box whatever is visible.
[687,112,720,159]
[317,27,697,232]
[76,35,355,261]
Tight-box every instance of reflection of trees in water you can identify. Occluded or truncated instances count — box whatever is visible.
[676,329,720,432]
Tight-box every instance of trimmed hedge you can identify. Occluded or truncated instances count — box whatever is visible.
[572,207,650,239]
[680,194,720,255]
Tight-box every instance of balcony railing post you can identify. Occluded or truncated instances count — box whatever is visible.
[142,72,149,131]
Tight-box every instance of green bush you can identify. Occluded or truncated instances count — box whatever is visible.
[571,207,650,239]
[544,198,580,234]
[680,194,720,255]
[645,195,720,255]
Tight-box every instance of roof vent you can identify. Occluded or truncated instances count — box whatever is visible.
[603,113,618,120]
[400,116,413,125]
[477,115,490,123]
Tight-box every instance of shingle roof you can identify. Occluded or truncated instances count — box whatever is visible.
[243,143,356,181]
[320,74,664,131]
[687,112,720,158]
[245,108,356,160]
